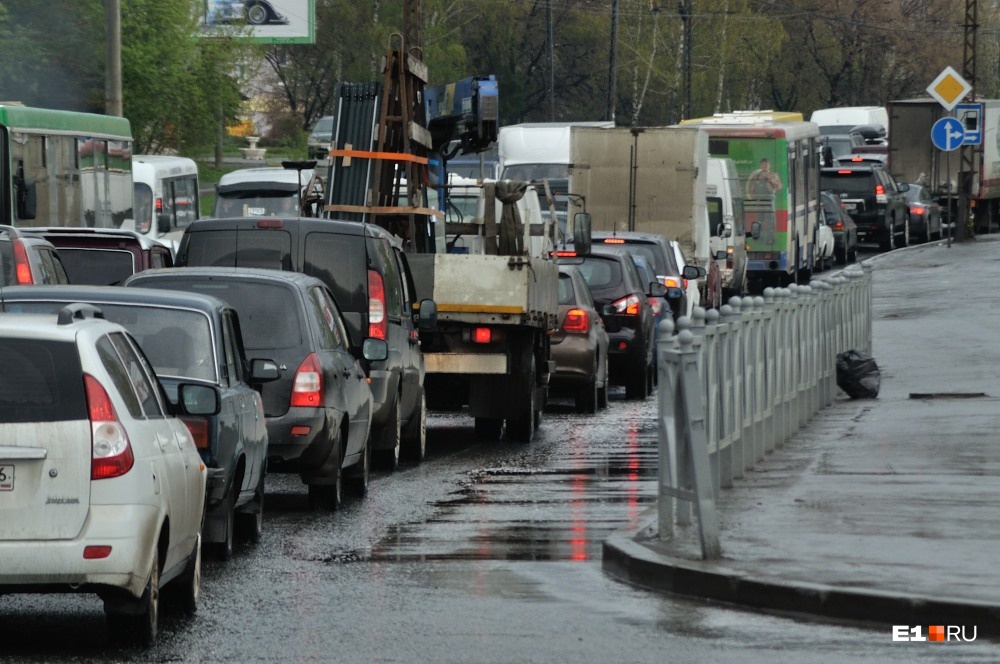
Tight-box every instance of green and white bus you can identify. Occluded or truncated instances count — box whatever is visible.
[0,103,133,229]
[681,114,820,289]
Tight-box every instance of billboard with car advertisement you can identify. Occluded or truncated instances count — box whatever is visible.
[202,0,315,44]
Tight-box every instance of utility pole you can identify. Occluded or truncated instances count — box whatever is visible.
[607,0,619,123]
[547,0,555,121]
[105,0,122,117]
[957,0,978,240]
[679,0,692,120]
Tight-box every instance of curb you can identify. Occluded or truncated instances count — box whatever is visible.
[602,524,1000,638]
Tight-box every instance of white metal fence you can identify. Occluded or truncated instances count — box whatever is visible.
[655,266,873,559]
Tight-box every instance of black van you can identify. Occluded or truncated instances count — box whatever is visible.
[174,217,436,468]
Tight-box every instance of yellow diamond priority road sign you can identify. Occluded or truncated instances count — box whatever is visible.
[927,66,972,111]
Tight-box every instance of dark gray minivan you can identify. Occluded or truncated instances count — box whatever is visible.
[174,217,435,469]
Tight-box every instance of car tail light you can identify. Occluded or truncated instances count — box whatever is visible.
[472,327,492,343]
[562,308,589,333]
[602,238,625,244]
[647,298,662,316]
[726,245,734,269]
[660,276,680,289]
[368,269,387,340]
[554,250,577,257]
[155,197,163,212]
[12,238,33,285]
[875,184,885,195]
[911,206,925,215]
[181,417,210,449]
[85,374,134,480]
[832,221,844,231]
[291,353,323,407]
[612,294,642,315]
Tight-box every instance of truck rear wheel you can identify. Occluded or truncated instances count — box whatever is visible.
[507,355,536,443]
[474,417,503,441]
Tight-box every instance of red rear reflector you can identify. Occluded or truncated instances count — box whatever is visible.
[602,238,625,244]
[83,545,112,559]
[617,341,628,351]
[472,327,492,344]
[562,308,589,333]
[181,417,209,449]
[291,425,311,436]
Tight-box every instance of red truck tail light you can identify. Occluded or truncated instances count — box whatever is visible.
[291,353,323,407]
[368,269,387,340]
[562,308,590,333]
[612,294,642,315]
[12,238,33,284]
[85,374,134,480]
[155,197,163,212]
[472,327,492,343]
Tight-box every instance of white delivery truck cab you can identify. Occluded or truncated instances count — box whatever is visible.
[706,157,748,298]
[131,155,200,252]
[809,106,889,140]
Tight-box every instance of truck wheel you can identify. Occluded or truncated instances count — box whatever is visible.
[474,417,503,441]
[507,356,536,443]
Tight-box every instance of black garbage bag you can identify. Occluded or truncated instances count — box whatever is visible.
[836,350,881,399]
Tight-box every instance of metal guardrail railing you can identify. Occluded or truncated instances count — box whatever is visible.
[655,265,873,559]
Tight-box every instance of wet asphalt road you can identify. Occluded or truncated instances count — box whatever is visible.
[0,388,986,662]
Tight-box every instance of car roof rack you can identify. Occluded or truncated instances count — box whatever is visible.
[57,302,106,325]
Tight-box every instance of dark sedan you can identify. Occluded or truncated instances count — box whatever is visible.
[549,265,610,414]
[125,268,386,511]
[819,190,858,264]
[903,183,943,244]
[0,285,277,560]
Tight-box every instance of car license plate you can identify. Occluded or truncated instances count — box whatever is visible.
[0,464,13,491]
[247,207,266,216]
[843,202,857,211]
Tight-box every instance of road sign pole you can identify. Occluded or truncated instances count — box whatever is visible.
[947,148,953,247]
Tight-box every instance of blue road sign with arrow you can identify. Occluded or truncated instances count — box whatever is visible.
[931,117,965,151]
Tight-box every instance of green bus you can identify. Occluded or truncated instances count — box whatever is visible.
[0,104,133,229]
[683,116,820,289]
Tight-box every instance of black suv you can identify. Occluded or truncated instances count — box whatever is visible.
[820,163,910,251]
[561,246,663,400]
[174,216,435,469]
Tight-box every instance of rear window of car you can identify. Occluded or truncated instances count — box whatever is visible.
[56,247,136,286]
[0,239,14,286]
[0,339,86,423]
[557,273,576,305]
[820,171,874,195]
[577,256,624,295]
[134,278,303,351]
[303,231,368,313]
[182,229,293,270]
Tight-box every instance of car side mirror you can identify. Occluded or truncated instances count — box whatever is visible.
[417,298,437,331]
[750,220,762,239]
[178,383,221,416]
[714,249,728,261]
[363,338,389,362]
[573,212,592,255]
[682,264,705,280]
[898,182,910,193]
[250,358,280,383]
[649,281,668,298]
[157,212,171,234]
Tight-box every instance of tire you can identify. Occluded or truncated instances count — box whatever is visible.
[401,389,427,464]
[176,535,201,616]
[236,471,265,544]
[348,437,371,498]
[307,439,342,511]
[374,398,401,471]
[901,214,911,248]
[575,369,598,415]
[835,246,846,265]
[211,484,235,561]
[474,417,503,441]
[246,2,269,24]
[880,220,895,251]
[506,355,536,443]
[108,545,159,647]
[597,352,609,410]
[625,361,648,400]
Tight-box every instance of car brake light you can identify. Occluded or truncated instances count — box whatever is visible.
[726,245,734,269]
[837,170,852,174]
[911,206,925,215]
[832,221,844,231]
[85,374,134,480]
[181,417,210,449]
[155,197,163,212]
[368,269,387,340]
[12,238,32,284]
[562,308,589,333]
[875,184,885,196]
[612,294,642,315]
[602,238,625,244]
[555,250,577,257]
[291,353,323,407]
[256,218,284,229]
[661,276,680,289]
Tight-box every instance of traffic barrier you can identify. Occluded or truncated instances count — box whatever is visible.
[655,265,873,559]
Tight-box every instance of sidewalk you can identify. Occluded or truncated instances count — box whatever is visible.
[603,236,1000,636]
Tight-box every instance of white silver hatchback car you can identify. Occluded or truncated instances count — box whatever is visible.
[0,304,218,646]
